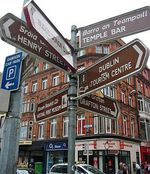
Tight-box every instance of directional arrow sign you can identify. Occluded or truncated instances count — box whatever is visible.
[78,39,149,98]
[1,52,22,91]
[0,13,75,74]
[78,94,119,118]
[79,6,150,48]
[35,88,68,122]
[24,0,76,70]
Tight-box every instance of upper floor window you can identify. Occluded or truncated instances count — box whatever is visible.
[138,97,144,111]
[137,80,142,92]
[105,118,111,133]
[77,49,86,57]
[94,115,98,134]
[128,96,133,107]
[43,62,49,70]
[102,86,115,98]
[64,73,70,83]
[94,115,116,134]
[123,116,128,136]
[34,65,39,74]
[121,91,126,103]
[23,84,28,94]
[77,114,85,135]
[32,81,37,92]
[63,116,69,137]
[52,75,59,86]
[42,78,48,90]
[126,77,131,85]
[96,44,109,54]
[130,118,135,138]
[38,122,44,139]
[50,118,57,138]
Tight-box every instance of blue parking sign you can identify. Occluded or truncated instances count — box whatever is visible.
[1,52,23,91]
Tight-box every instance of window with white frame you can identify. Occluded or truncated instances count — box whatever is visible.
[38,122,44,139]
[43,62,49,70]
[34,65,39,74]
[126,77,131,84]
[63,116,68,137]
[138,97,144,111]
[123,115,128,136]
[77,114,85,135]
[96,44,109,54]
[78,49,86,57]
[23,84,28,94]
[32,81,37,92]
[130,117,135,138]
[22,100,30,113]
[105,117,111,133]
[22,99,35,113]
[94,115,98,134]
[64,73,70,83]
[99,116,105,133]
[128,96,133,107]
[52,75,59,86]
[121,91,126,103]
[96,45,103,54]
[30,99,35,112]
[50,118,57,138]
[42,78,48,90]
[101,86,115,98]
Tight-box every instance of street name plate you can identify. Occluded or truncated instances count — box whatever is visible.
[79,6,150,48]
[78,94,119,118]
[0,13,74,73]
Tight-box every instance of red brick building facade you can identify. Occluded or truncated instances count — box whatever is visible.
[18,39,150,174]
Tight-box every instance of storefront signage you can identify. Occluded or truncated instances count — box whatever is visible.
[46,142,68,151]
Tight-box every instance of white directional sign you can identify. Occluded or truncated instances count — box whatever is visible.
[24,0,76,70]
[79,6,150,48]
[78,39,149,98]
[1,52,22,91]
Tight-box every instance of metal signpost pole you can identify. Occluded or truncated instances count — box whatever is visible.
[0,90,22,174]
[67,25,78,174]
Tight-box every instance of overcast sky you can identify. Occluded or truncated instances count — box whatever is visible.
[0,0,150,72]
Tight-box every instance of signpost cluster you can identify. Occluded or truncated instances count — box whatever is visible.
[0,1,149,174]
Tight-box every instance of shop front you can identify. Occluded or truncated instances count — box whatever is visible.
[76,138,141,174]
[45,140,68,174]
[140,146,150,163]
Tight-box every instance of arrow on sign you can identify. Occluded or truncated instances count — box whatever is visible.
[3,18,14,38]
[5,82,14,89]
[78,94,119,118]
[0,13,75,74]
[78,39,149,98]
[133,44,143,69]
